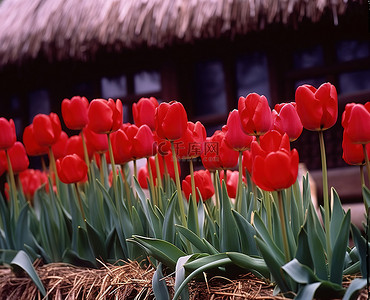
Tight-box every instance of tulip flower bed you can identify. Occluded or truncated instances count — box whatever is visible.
[0,83,369,299]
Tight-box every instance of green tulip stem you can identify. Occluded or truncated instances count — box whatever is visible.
[133,159,137,179]
[252,181,258,212]
[121,164,132,210]
[213,171,219,208]
[363,144,370,189]
[189,159,196,203]
[236,151,243,212]
[360,165,365,189]
[318,130,332,267]
[147,158,157,207]
[264,190,273,235]
[75,183,86,222]
[154,154,163,189]
[48,147,60,195]
[171,141,186,225]
[278,190,291,262]
[80,131,90,174]
[5,149,18,218]
[99,153,105,185]
[107,133,119,206]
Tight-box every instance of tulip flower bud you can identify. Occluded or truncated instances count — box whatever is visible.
[0,118,16,150]
[251,130,299,191]
[132,125,157,159]
[342,103,370,144]
[33,113,62,147]
[155,101,188,141]
[295,82,337,131]
[88,98,123,134]
[56,154,88,184]
[23,124,49,156]
[132,97,159,130]
[238,93,273,136]
[62,96,89,130]
[224,110,254,151]
[182,169,214,202]
[272,102,303,141]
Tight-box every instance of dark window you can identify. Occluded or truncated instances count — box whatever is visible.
[101,75,127,99]
[339,70,370,95]
[28,89,50,121]
[134,71,161,94]
[293,45,324,70]
[194,60,227,117]
[336,40,370,62]
[236,52,270,101]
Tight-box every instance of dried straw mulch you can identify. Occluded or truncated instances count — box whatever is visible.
[0,259,368,299]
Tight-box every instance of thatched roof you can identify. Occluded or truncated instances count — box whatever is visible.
[0,0,360,66]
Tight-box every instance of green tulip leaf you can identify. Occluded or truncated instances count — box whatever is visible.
[173,256,232,300]
[220,181,240,252]
[174,255,192,300]
[255,236,290,293]
[152,263,170,300]
[226,252,269,278]
[282,258,319,284]
[162,193,177,244]
[231,210,259,256]
[184,253,228,272]
[11,250,47,298]
[254,213,284,265]
[351,224,369,278]
[330,210,350,285]
[187,193,200,236]
[342,278,367,300]
[175,225,210,253]
[330,188,345,247]
[128,236,186,270]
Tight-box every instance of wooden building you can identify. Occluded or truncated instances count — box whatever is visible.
[0,0,369,201]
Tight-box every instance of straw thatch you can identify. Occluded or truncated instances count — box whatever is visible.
[0,0,361,66]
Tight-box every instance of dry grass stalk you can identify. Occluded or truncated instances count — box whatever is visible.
[0,259,368,299]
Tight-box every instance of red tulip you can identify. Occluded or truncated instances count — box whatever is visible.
[33,113,62,147]
[62,96,89,130]
[238,93,273,136]
[18,169,48,199]
[0,118,16,150]
[155,101,188,141]
[242,150,253,175]
[272,102,303,141]
[251,130,299,191]
[175,121,206,159]
[88,98,123,134]
[132,125,157,159]
[23,124,49,156]
[342,131,369,165]
[7,142,29,173]
[56,154,88,184]
[224,110,254,151]
[66,135,93,160]
[52,131,68,159]
[201,130,239,171]
[342,103,370,144]
[182,169,214,201]
[84,127,108,154]
[109,129,133,164]
[220,170,246,199]
[155,131,171,156]
[132,97,159,130]
[0,151,6,176]
[295,82,338,131]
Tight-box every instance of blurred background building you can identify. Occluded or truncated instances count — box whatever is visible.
[0,0,369,202]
